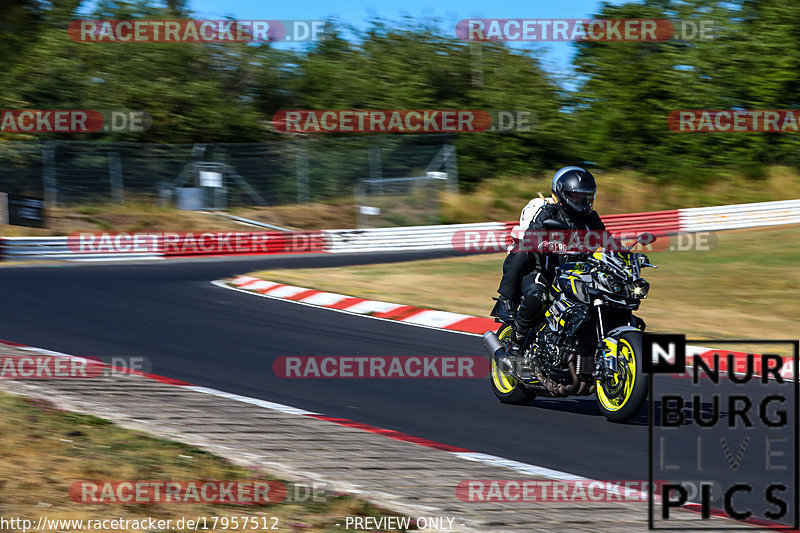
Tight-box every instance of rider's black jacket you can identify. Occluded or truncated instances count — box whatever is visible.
[498,202,605,301]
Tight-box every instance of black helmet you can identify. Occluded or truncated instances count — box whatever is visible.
[551,166,597,216]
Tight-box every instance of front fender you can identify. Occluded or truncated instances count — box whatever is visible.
[605,325,641,340]
[601,326,642,355]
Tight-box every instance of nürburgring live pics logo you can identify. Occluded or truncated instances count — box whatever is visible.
[644,333,799,530]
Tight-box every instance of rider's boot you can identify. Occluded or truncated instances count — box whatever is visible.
[505,326,525,357]
[506,291,546,356]
[490,294,518,323]
[491,294,523,357]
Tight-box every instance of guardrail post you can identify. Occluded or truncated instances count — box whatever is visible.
[444,144,458,194]
[42,141,57,208]
[109,151,124,204]
[369,140,383,195]
[296,141,310,204]
[0,192,8,225]
[354,182,368,229]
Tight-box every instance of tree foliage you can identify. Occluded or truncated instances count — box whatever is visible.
[3,0,800,186]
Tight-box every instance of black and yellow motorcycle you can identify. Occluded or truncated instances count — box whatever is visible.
[483,232,657,422]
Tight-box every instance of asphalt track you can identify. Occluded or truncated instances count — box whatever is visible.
[0,252,795,527]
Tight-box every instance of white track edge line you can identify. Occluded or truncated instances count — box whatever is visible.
[210,279,669,486]
[211,280,479,337]
[7,347,763,521]
[4,339,597,485]
[218,279,793,378]
[8,286,772,516]
[183,385,319,416]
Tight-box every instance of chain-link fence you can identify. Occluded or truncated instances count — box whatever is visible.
[0,136,457,225]
[354,144,458,228]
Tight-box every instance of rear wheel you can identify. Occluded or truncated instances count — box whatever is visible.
[595,331,648,422]
[490,325,536,404]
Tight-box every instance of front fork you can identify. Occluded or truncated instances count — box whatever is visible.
[594,299,615,380]
[593,299,635,381]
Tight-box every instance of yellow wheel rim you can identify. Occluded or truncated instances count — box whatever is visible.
[596,339,636,412]
[491,326,517,393]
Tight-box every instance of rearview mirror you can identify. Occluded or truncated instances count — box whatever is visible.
[635,232,657,245]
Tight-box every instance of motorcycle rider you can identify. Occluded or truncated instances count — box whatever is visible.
[492,166,605,351]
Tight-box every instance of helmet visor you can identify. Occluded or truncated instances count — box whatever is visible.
[563,191,595,212]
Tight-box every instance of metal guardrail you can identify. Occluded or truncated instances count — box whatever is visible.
[0,237,162,261]
[322,222,509,253]
[323,199,788,254]
[602,210,681,236]
[2,198,799,260]
[680,198,800,232]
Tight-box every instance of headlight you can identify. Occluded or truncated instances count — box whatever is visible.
[596,272,623,294]
[632,279,650,299]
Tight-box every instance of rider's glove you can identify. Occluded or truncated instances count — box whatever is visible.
[538,240,568,253]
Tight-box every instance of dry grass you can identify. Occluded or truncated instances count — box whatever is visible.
[4,166,800,236]
[441,166,800,223]
[0,200,357,236]
[249,255,502,317]
[247,226,800,343]
[2,204,244,237]
[234,201,357,230]
[0,392,402,532]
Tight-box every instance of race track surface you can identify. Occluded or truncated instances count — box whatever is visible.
[0,252,794,525]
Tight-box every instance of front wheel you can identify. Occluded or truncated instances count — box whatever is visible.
[490,325,536,404]
[595,331,648,422]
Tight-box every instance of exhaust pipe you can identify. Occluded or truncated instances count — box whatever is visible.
[483,331,506,359]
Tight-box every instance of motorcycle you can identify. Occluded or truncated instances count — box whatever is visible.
[483,225,658,422]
